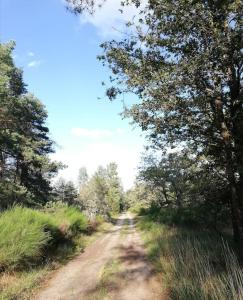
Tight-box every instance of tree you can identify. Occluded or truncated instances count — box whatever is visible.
[79,166,109,216]
[53,178,78,205]
[138,149,231,230]
[78,163,124,216]
[92,166,109,214]
[124,182,155,210]
[65,0,105,14]
[67,1,243,258]
[106,162,123,213]
[69,0,243,256]
[0,42,61,208]
[78,166,89,191]
[139,152,191,208]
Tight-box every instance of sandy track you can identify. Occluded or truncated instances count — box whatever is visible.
[35,213,166,300]
[109,214,165,300]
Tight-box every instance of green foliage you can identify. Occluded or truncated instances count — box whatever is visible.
[0,42,62,209]
[138,214,243,300]
[79,162,124,217]
[45,201,88,237]
[98,0,242,168]
[68,0,243,249]
[125,183,154,210]
[139,205,229,231]
[0,207,52,270]
[0,205,88,270]
[136,150,231,231]
[68,0,243,257]
[86,215,105,234]
[52,178,78,206]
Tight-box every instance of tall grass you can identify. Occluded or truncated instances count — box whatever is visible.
[138,215,243,300]
[0,267,49,300]
[0,205,88,270]
[47,205,88,237]
[0,207,52,270]
[0,204,106,300]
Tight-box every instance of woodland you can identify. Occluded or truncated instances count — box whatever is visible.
[0,1,242,299]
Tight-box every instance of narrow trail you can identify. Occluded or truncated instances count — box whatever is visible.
[35,213,167,300]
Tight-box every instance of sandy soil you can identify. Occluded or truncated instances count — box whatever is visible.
[35,213,167,300]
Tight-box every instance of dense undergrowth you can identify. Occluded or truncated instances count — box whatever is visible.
[0,203,104,300]
[137,207,243,300]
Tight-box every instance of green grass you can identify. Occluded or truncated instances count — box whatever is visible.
[87,259,121,300]
[129,203,147,215]
[0,207,53,270]
[0,206,88,270]
[47,205,89,238]
[137,213,243,300]
[0,205,107,300]
[121,218,130,237]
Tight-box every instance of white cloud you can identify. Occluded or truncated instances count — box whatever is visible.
[51,141,143,190]
[116,128,126,135]
[27,60,41,68]
[70,127,126,139]
[79,0,142,37]
[28,51,35,57]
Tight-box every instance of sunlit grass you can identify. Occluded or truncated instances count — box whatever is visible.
[87,259,121,300]
[0,205,106,300]
[138,215,243,300]
[0,267,49,300]
[0,206,89,270]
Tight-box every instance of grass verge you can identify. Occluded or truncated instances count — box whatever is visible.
[0,205,108,300]
[0,267,49,300]
[137,212,243,300]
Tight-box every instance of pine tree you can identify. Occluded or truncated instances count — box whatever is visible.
[0,42,61,208]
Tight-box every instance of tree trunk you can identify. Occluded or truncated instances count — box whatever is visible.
[171,181,182,208]
[236,149,243,262]
[0,151,5,180]
[236,185,243,263]
[175,188,182,208]
[229,195,240,243]
[226,149,243,262]
[162,186,170,205]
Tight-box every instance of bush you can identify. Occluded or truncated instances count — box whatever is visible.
[50,205,89,237]
[0,207,53,269]
[86,215,105,233]
[44,202,88,234]
[140,205,212,228]
[129,203,147,214]
[0,205,89,270]
[141,202,231,231]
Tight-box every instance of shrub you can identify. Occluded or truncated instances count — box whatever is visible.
[86,215,105,233]
[44,203,88,237]
[0,207,53,269]
[140,206,209,228]
[0,205,89,270]
[141,203,230,231]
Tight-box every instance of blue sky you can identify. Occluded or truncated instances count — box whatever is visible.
[0,0,145,189]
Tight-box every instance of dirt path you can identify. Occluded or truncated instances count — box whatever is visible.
[35,213,166,300]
